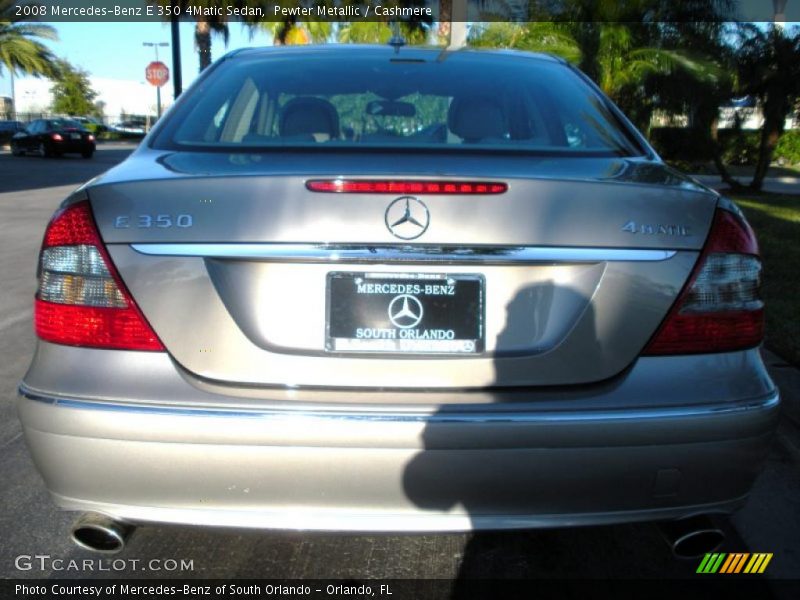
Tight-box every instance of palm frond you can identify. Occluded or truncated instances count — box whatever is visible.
[518,22,581,64]
[7,23,58,40]
[469,21,582,64]
[0,8,59,77]
[338,22,393,45]
[629,48,723,84]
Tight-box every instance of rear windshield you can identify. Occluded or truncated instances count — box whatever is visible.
[153,51,643,156]
[50,119,83,130]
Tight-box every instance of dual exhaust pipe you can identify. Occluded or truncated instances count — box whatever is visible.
[69,512,724,558]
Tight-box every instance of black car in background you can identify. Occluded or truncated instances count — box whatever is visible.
[0,120,25,144]
[11,118,95,158]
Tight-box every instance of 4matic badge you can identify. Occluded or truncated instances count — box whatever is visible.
[621,220,690,236]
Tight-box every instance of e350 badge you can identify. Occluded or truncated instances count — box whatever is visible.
[113,214,194,228]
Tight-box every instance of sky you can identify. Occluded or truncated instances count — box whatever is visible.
[0,21,269,99]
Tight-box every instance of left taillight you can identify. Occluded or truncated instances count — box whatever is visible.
[643,206,763,355]
[34,200,165,351]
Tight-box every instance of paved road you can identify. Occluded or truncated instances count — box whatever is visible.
[0,145,797,591]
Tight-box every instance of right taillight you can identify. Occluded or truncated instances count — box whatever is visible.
[643,207,764,355]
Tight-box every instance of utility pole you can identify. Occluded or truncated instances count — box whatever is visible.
[447,0,468,50]
[170,11,182,98]
[143,41,169,119]
[774,0,788,29]
[9,70,14,119]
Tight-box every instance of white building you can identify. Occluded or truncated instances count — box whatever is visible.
[13,75,172,121]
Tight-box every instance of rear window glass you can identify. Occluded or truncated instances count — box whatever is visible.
[154,51,642,156]
[50,119,83,129]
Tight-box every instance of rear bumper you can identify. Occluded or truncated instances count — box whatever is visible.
[17,346,780,531]
[52,140,94,153]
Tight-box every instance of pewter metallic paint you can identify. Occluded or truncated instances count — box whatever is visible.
[18,46,779,531]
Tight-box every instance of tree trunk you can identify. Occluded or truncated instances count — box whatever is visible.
[195,19,212,72]
[709,116,745,190]
[575,24,600,84]
[750,94,786,191]
[438,0,452,40]
[274,18,295,46]
[448,1,468,48]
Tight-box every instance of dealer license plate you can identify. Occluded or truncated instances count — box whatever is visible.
[326,272,484,354]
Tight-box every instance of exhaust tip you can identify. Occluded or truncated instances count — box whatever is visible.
[658,515,725,559]
[672,528,725,559]
[71,514,132,554]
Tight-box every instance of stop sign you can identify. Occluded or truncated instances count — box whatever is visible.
[146,61,169,87]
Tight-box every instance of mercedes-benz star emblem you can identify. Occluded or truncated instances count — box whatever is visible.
[385,196,430,240]
[388,294,424,329]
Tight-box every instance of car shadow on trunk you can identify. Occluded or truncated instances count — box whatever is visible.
[400,282,723,590]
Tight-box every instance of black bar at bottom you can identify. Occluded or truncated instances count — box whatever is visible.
[1,578,793,600]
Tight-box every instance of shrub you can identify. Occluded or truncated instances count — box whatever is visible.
[648,127,779,166]
[648,128,712,163]
[98,130,144,141]
[717,130,760,165]
[774,130,800,165]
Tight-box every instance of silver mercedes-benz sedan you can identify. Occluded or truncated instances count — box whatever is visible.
[18,45,779,553]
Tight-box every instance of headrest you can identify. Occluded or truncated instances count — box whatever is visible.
[279,97,340,139]
[447,96,507,142]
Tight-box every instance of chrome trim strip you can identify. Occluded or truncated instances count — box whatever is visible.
[19,384,779,424]
[129,243,677,264]
[51,495,749,532]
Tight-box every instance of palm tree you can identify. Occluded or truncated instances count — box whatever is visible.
[470,17,722,130]
[0,2,58,77]
[151,0,239,71]
[0,1,59,116]
[337,22,392,45]
[736,23,800,190]
[469,22,581,63]
[438,0,451,41]
[337,20,430,46]
[644,20,740,187]
[194,16,229,70]
[264,19,330,46]
[337,0,432,46]
[595,24,721,108]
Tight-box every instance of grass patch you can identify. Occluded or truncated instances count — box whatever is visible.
[733,192,800,365]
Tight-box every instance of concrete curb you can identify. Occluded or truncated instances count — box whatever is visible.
[762,348,800,461]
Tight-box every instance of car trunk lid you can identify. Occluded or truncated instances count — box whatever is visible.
[90,153,716,389]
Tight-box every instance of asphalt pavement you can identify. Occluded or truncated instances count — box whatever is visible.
[0,145,797,591]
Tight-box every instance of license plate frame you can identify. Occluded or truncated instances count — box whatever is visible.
[326,272,485,355]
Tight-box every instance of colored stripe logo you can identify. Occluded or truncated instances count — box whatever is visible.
[697,553,773,574]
